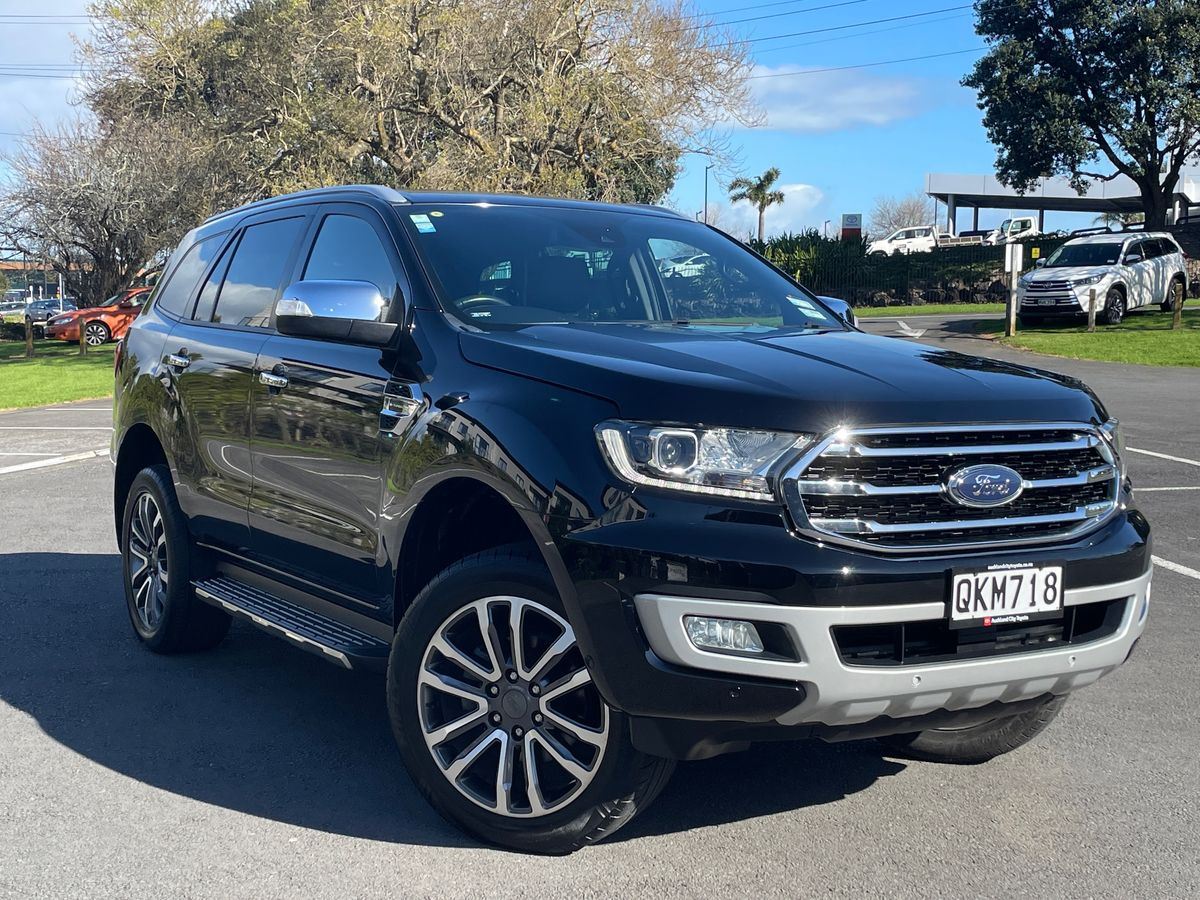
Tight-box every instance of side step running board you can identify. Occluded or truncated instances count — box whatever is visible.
[193,576,390,670]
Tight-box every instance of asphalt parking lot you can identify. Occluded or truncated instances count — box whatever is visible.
[1,323,1197,898]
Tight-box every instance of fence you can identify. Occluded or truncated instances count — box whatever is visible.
[758,232,1073,307]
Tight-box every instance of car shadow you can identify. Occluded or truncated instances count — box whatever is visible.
[0,552,900,848]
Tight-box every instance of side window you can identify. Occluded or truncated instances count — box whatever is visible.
[302,214,398,301]
[154,235,224,318]
[210,217,306,328]
[1143,239,1164,259]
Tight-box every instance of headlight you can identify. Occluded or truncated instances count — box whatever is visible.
[1070,274,1105,287]
[1099,418,1126,479]
[596,420,811,500]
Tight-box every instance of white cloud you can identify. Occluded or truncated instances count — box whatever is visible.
[716,182,827,239]
[747,65,925,134]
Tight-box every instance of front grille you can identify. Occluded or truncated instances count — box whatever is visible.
[782,424,1120,552]
[833,597,1127,666]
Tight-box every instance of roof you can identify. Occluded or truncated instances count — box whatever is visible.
[204,185,686,226]
[927,171,1200,214]
[1068,231,1173,245]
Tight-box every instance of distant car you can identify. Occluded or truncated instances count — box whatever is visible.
[44,287,151,345]
[23,298,78,335]
[985,216,1039,245]
[1018,231,1187,325]
[659,253,712,278]
[867,225,949,256]
[0,299,27,326]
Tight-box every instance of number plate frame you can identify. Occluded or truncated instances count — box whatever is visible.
[947,563,1065,629]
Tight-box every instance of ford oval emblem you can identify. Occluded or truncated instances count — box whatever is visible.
[946,464,1025,508]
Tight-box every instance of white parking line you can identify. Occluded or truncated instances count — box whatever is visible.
[0,426,112,431]
[1137,486,1200,492]
[1153,556,1200,582]
[0,452,61,457]
[1128,447,1200,469]
[0,448,109,475]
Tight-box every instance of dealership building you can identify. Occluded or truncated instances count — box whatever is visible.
[926,170,1200,234]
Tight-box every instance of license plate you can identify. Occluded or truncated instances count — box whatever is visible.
[1037,297,1056,306]
[949,564,1064,628]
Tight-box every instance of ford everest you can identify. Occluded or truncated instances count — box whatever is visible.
[112,186,1151,853]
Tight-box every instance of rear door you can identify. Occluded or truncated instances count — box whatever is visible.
[248,203,414,608]
[165,210,311,553]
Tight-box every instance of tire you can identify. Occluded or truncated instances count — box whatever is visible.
[878,695,1067,764]
[1102,286,1125,325]
[388,547,674,854]
[84,320,111,346]
[1161,276,1186,313]
[121,465,230,653]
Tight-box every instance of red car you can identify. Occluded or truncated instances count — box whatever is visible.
[44,287,151,346]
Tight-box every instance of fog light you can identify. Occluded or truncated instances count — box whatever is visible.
[684,616,764,654]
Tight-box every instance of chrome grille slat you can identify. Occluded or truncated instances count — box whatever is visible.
[782,423,1120,553]
[796,465,1115,497]
[822,435,1098,457]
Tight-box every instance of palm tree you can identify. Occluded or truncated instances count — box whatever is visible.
[728,167,786,242]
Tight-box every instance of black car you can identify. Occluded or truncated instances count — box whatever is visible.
[24,298,77,333]
[112,186,1151,854]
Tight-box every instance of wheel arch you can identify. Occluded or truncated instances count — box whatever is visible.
[113,422,170,540]
[391,471,576,629]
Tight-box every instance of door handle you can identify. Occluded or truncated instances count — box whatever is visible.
[259,370,289,390]
[164,350,190,370]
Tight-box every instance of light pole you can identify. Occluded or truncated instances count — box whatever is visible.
[823,219,831,239]
[703,163,715,224]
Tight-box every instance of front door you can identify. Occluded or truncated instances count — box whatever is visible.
[248,205,418,608]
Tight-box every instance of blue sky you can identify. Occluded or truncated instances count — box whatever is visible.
[0,1,1098,236]
[670,0,1100,236]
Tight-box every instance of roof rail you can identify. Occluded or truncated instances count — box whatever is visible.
[629,203,687,219]
[204,184,408,225]
[1068,226,1113,237]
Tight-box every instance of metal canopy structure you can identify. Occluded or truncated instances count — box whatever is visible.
[926,170,1200,233]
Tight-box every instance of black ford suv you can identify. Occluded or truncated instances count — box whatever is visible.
[112,186,1150,854]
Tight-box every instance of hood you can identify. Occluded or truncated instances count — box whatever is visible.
[459,323,1104,432]
[1024,265,1111,283]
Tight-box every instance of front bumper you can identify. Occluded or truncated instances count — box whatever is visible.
[635,567,1149,728]
[559,494,1150,756]
[44,323,78,341]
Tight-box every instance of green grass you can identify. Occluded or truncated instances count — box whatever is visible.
[853,302,1005,318]
[0,339,116,409]
[983,308,1200,367]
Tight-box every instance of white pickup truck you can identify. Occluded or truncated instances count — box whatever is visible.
[867,225,952,256]
[985,216,1040,245]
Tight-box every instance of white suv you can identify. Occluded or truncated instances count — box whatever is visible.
[1018,231,1188,325]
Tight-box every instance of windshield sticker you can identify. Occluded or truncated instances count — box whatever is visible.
[409,214,437,233]
[786,295,820,314]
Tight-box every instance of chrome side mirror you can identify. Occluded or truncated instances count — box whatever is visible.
[276,280,398,346]
[819,295,856,327]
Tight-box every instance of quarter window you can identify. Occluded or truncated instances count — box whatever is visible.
[154,234,225,318]
[210,217,306,328]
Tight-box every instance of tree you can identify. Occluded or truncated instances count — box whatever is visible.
[965,0,1200,229]
[728,167,785,242]
[0,270,8,297]
[83,0,756,207]
[870,191,934,236]
[1093,211,1144,228]
[0,119,220,306]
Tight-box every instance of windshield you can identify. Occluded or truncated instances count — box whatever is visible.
[1044,242,1123,267]
[400,203,841,331]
